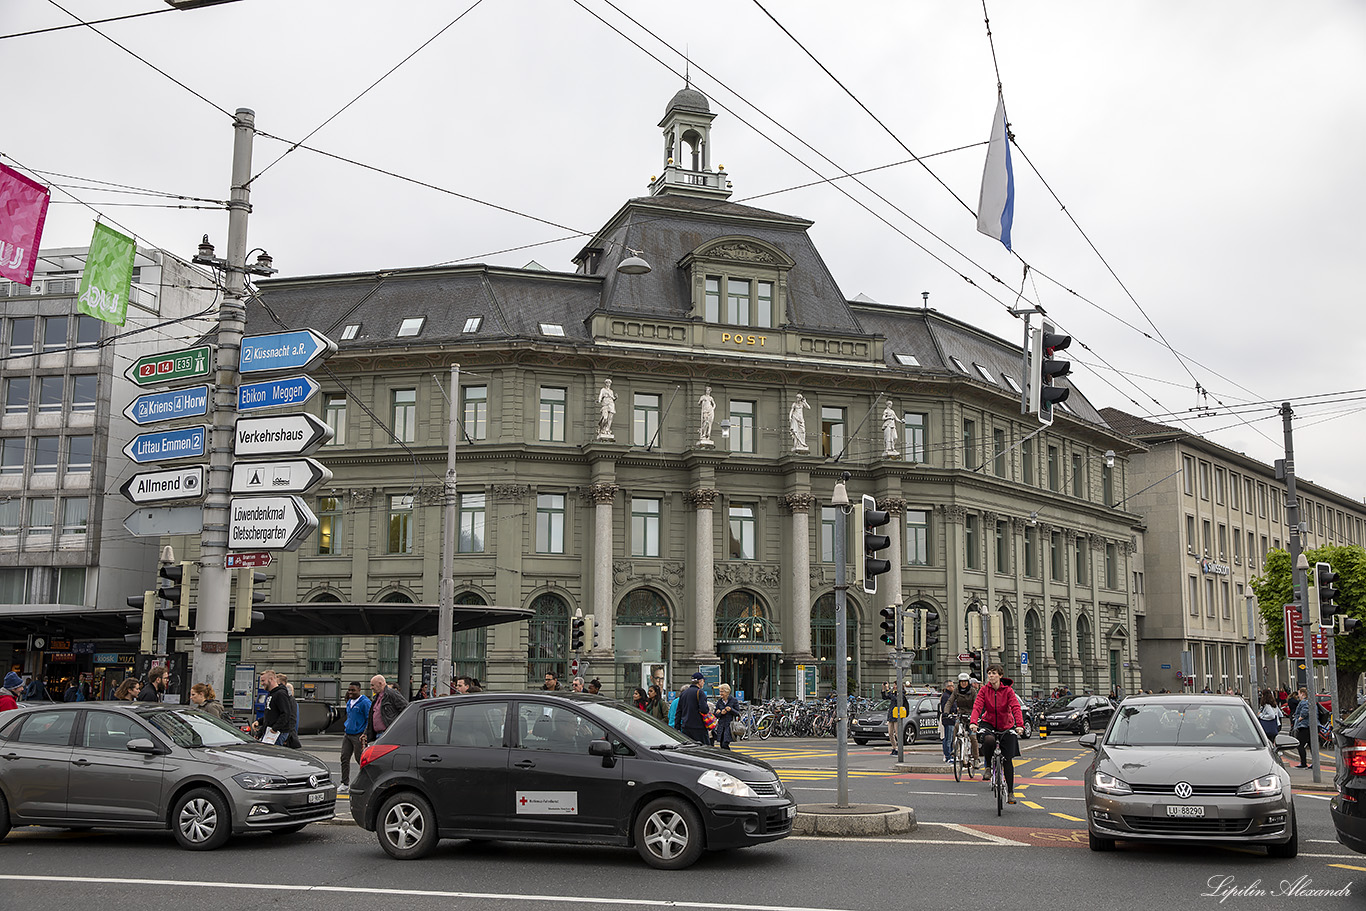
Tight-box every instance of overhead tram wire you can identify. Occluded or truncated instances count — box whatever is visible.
[0,5,184,41]
[246,0,488,187]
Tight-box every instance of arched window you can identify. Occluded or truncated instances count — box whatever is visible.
[1076,613,1095,691]
[811,593,860,690]
[907,601,939,685]
[1024,609,1044,675]
[1051,612,1070,668]
[527,593,569,686]
[716,590,776,642]
[616,588,671,695]
[455,591,488,684]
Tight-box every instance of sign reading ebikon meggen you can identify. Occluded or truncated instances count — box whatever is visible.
[125,345,213,387]
[239,329,336,375]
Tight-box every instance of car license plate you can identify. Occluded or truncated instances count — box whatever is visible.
[308,791,326,804]
[1165,805,1205,817]
[785,805,796,819]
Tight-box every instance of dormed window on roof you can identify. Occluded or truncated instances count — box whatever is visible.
[341,324,360,340]
[464,316,483,333]
[973,363,996,384]
[679,235,795,331]
[894,353,919,367]
[949,356,968,373]
[1002,374,1021,394]
[540,323,565,337]
[397,317,425,337]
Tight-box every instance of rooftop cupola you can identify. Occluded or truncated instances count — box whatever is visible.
[648,85,732,200]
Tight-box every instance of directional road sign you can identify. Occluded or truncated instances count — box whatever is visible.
[123,425,208,464]
[957,653,973,662]
[226,551,273,569]
[228,495,318,552]
[230,458,333,495]
[233,413,332,457]
[125,345,213,387]
[123,385,210,426]
[124,506,204,537]
[120,465,205,505]
[239,329,336,375]
[238,375,321,412]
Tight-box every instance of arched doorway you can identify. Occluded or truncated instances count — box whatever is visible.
[715,590,778,702]
[455,591,488,684]
[811,593,861,697]
[527,593,570,686]
[616,588,671,694]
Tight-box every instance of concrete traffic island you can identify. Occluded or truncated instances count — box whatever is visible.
[792,803,915,836]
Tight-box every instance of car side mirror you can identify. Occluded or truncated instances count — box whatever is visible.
[1078,732,1099,750]
[126,738,161,755]
[588,739,615,767]
[1273,733,1300,751]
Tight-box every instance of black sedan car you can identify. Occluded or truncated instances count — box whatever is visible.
[1042,695,1114,735]
[350,693,797,869]
[1331,699,1366,853]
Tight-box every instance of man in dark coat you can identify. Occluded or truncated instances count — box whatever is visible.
[138,665,168,703]
[675,671,710,744]
[364,674,410,744]
[254,669,299,747]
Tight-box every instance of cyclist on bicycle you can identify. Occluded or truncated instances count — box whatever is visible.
[969,663,1025,804]
[945,672,980,770]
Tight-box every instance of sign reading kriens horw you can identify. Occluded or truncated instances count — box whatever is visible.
[228,495,318,552]
[123,385,211,425]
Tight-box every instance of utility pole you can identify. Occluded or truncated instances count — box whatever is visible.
[193,109,255,694]
[832,474,851,808]
[1245,593,1259,697]
[1280,402,1318,783]
[437,363,460,694]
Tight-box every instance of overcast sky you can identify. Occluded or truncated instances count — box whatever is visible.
[6,0,1364,500]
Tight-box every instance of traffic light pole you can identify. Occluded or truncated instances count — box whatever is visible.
[437,363,459,694]
[193,109,255,695]
[833,479,850,808]
[1280,402,1319,783]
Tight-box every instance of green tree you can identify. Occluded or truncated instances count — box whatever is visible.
[1252,544,1366,711]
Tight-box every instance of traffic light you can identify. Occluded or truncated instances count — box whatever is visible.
[233,570,268,632]
[159,561,192,630]
[921,608,941,650]
[125,590,156,653]
[969,650,982,678]
[1316,561,1342,629]
[879,607,898,647]
[1338,615,1362,637]
[1028,321,1072,426]
[860,493,891,595]
[571,611,586,651]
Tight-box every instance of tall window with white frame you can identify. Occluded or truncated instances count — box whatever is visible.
[729,399,755,453]
[462,385,487,441]
[316,495,341,555]
[323,394,346,445]
[995,519,1009,573]
[964,514,980,570]
[963,419,977,470]
[994,428,1007,477]
[1075,537,1088,584]
[728,503,756,560]
[539,387,566,442]
[631,497,661,557]
[392,388,417,443]
[387,494,414,554]
[536,493,565,554]
[459,492,486,553]
[633,393,660,447]
[821,506,838,563]
[821,407,845,458]
[906,509,929,565]
[904,412,926,463]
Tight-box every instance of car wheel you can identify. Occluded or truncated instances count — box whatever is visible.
[1266,812,1298,858]
[1079,718,1090,735]
[853,739,868,746]
[1021,721,1033,740]
[172,787,231,851]
[903,725,918,746]
[271,823,309,835]
[634,796,705,870]
[1088,829,1116,852]
[0,790,10,842]
[377,791,437,860]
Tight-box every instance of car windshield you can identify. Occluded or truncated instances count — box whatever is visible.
[146,708,258,748]
[1105,703,1263,747]
[1049,697,1089,712]
[578,700,691,748]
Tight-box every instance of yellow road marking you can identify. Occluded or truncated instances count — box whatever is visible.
[1028,760,1077,776]
[1050,812,1084,822]
[1022,801,1044,809]
[1329,864,1366,872]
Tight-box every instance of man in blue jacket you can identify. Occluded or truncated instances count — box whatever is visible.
[675,671,711,744]
[339,681,371,794]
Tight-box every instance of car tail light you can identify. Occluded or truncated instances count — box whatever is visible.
[359,743,399,769]
[1346,739,1366,777]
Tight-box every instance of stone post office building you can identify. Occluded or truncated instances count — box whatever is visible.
[229,89,1144,700]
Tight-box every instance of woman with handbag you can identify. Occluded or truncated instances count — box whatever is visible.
[1257,689,1281,741]
[712,683,741,750]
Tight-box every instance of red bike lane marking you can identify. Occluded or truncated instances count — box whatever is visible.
[891,772,1083,787]
[964,824,1089,848]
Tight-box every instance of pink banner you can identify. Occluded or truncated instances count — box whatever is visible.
[0,163,51,286]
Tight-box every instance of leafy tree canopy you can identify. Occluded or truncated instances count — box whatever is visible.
[1253,544,1366,674]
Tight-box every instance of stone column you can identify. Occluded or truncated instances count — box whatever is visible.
[881,497,908,614]
[487,484,530,691]
[688,488,720,656]
[982,510,999,660]
[588,483,618,653]
[940,504,967,660]
[783,492,815,656]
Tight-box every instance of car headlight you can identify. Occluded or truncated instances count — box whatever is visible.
[233,772,290,790]
[698,769,759,798]
[1092,771,1132,795]
[1237,775,1283,797]
[1068,712,1081,719]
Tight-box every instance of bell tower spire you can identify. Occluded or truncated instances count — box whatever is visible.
[649,85,732,200]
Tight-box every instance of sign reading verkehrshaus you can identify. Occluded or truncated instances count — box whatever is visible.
[123,385,211,425]
[239,329,336,375]
[125,345,213,387]
[123,425,208,464]
[233,413,332,457]
[228,495,318,552]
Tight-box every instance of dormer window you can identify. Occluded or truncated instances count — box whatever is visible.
[397,317,425,337]
[1002,374,1021,393]
[894,353,919,367]
[463,316,483,333]
[540,323,565,337]
[682,236,794,332]
[949,356,968,373]
[341,324,360,340]
[704,276,773,328]
[973,363,997,384]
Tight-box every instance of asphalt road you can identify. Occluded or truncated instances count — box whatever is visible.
[1,731,1360,911]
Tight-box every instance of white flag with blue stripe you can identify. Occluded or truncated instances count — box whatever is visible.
[976,95,1015,250]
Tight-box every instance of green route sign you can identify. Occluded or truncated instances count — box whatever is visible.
[125,345,213,387]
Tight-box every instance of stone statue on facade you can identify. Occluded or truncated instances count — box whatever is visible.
[882,401,904,457]
[596,379,616,440]
[698,386,716,445]
[789,393,810,451]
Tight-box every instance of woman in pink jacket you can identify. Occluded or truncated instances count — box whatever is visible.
[970,663,1025,804]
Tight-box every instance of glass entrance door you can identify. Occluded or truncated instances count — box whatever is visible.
[723,653,775,702]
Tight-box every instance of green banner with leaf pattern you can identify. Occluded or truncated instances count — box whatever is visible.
[77,221,135,326]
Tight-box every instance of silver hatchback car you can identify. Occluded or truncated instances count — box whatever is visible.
[1081,694,1299,856]
[0,702,335,849]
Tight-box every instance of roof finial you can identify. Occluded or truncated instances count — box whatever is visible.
[685,46,690,88]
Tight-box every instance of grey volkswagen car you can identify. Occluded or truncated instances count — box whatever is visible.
[1081,694,1299,856]
[0,702,335,849]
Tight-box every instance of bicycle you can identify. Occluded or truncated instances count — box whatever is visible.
[950,715,974,783]
[973,722,1009,816]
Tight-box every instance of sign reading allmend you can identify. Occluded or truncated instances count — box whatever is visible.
[120,465,205,505]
